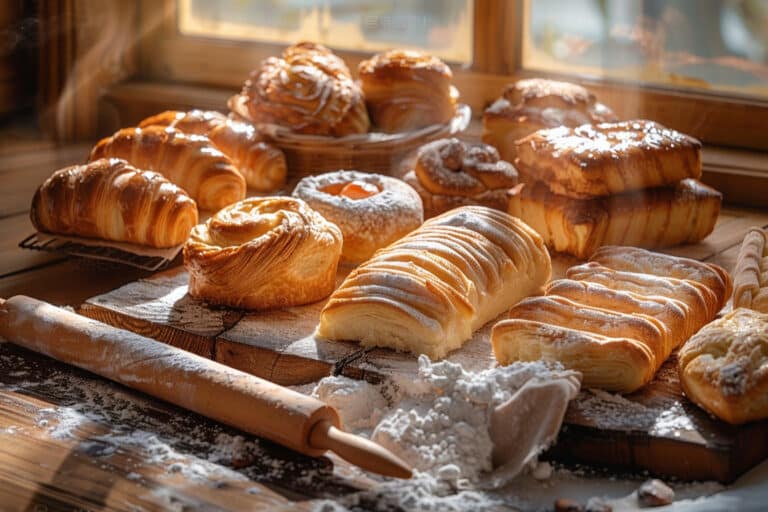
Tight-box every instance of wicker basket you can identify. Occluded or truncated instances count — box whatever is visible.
[228,94,471,178]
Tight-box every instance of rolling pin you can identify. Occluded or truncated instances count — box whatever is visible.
[0,295,411,479]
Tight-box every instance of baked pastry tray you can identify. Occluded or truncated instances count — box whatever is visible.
[78,256,768,484]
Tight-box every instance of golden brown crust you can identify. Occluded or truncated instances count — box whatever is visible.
[89,126,246,211]
[30,158,198,248]
[404,138,518,218]
[358,49,457,133]
[241,43,369,136]
[183,197,342,310]
[514,120,702,198]
[507,179,721,259]
[678,308,768,424]
[139,110,287,192]
[732,228,768,313]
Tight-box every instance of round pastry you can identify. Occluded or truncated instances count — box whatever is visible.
[403,138,519,218]
[358,49,458,133]
[292,170,423,263]
[241,42,370,136]
[183,197,343,310]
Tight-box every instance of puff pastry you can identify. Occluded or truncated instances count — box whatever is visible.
[292,170,423,263]
[139,110,287,192]
[240,42,369,136]
[317,206,552,359]
[358,49,458,133]
[30,158,198,248]
[492,246,731,392]
[678,308,768,424]
[482,78,617,163]
[514,120,702,198]
[403,138,518,218]
[508,179,721,259]
[183,197,343,310]
[732,228,768,313]
[89,126,246,211]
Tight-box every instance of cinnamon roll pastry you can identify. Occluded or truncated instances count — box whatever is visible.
[403,138,519,218]
[240,43,369,136]
[515,120,702,198]
[89,126,246,211]
[183,197,343,310]
[317,206,552,359]
[678,308,768,425]
[358,50,458,133]
[139,110,287,192]
[482,78,617,163]
[732,228,768,313]
[292,170,423,263]
[507,179,721,259]
[30,158,198,248]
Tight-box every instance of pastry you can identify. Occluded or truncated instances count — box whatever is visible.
[30,158,198,248]
[292,170,423,263]
[183,197,343,310]
[482,78,617,162]
[514,120,702,198]
[89,126,246,211]
[507,179,721,259]
[358,49,458,133]
[403,138,519,218]
[678,308,768,424]
[240,42,369,136]
[492,246,730,392]
[316,206,552,359]
[139,110,287,192]
[732,228,768,313]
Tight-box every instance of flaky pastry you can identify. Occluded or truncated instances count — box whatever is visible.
[732,228,768,313]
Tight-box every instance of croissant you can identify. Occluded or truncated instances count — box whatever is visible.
[89,126,246,211]
[183,197,342,310]
[317,206,552,359]
[358,49,458,133]
[30,158,198,248]
[403,138,518,218]
[514,120,702,198]
[139,110,287,192]
[507,179,721,259]
[241,43,369,136]
[732,228,768,313]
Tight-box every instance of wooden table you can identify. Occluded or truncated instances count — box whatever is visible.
[2,142,768,511]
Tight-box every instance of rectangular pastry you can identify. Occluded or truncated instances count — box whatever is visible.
[514,120,702,198]
[316,206,552,359]
[732,228,768,313]
[507,179,721,259]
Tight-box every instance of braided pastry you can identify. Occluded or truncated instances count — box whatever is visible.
[139,110,287,192]
[403,138,519,218]
[358,49,458,133]
[89,126,246,211]
[183,197,342,310]
[30,158,198,248]
[732,228,768,313]
[240,42,369,136]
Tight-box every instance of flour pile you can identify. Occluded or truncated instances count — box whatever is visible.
[314,355,581,488]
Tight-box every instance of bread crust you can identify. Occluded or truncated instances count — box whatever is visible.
[732,228,768,313]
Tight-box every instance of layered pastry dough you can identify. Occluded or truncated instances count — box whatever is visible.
[30,158,198,248]
[732,228,768,313]
[317,206,552,359]
[139,110,287,192]
[678,308,768,424]
[514,120,702,198]
[482,78,617,162]
[240,42,369,136]
[492,246,731,392]
[90,126,246,211]
[358,49,458,133]
[508,179,721,259]
[183,197,343,310]
[292,170,423,263]
[403,138,519,218]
